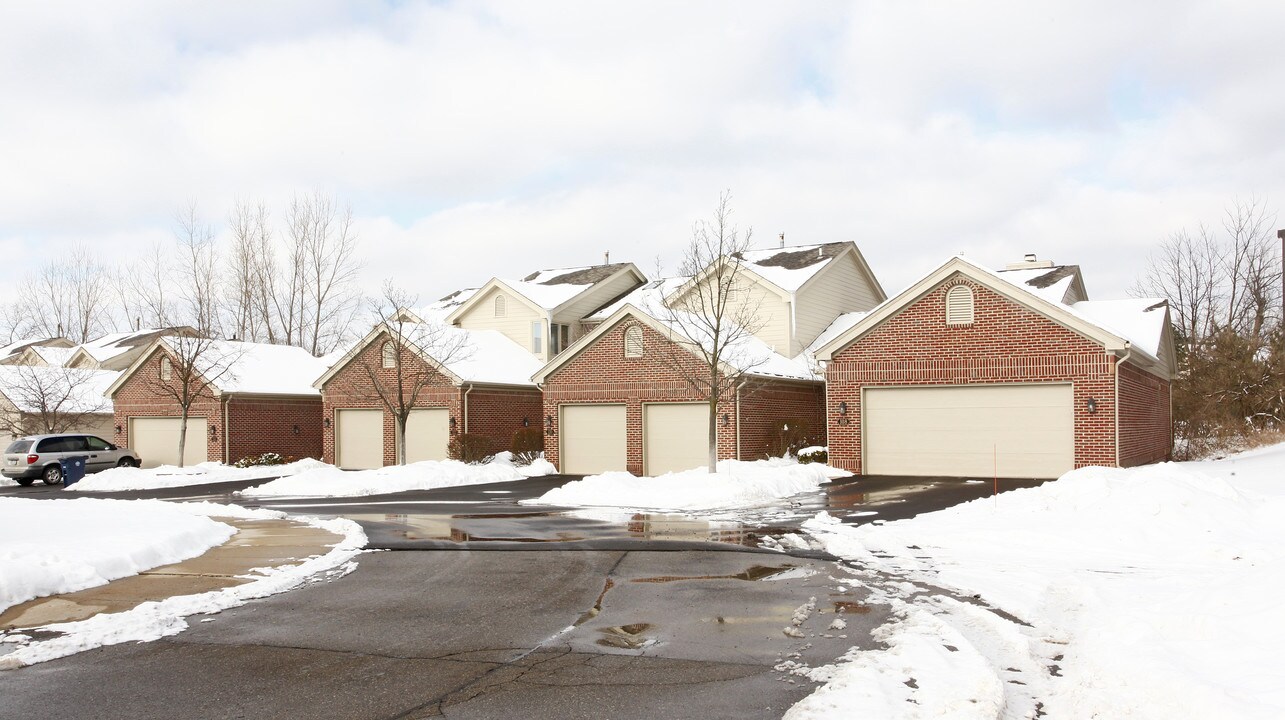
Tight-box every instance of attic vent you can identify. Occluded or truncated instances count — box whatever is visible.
[946,285,975,325]
[382,341,395,369]
[494,294,506,317]
[160,356,173,381]
[624,326,644,358]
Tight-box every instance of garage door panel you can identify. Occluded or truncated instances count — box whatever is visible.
[644,403,710,476]
[561,404,626,475]
[336,409,384,470]
[404,408,449,463]
[865,384,1073,479]
[130,417,206,469]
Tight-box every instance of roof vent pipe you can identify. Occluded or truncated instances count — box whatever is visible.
[604,251,609,265]
[1024,253,1037,262]
[779,232,785,248]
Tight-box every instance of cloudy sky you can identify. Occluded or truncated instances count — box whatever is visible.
[2,1,1282,306]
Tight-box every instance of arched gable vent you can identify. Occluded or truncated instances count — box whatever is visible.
[945,285,975,325]
[624,325,644,358]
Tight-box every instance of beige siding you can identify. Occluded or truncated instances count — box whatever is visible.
[794,253,883,355]
[455,286,544,359]
[551,270,643,345]
[671,273,791,354]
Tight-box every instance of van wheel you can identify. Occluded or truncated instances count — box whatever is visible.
[117,458,138,468]
[16,477,34,487]
[42,465,63,485]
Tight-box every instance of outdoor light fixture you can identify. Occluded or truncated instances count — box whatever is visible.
[449,417,457,430]
[209,424,218,438]
[324,418,331,428]
[292,424,300,435]
[722,413,730,426]
[1086,398,1099,414]
[522,417,530,427]
[114,424,122,434]
[545,414,555,436]
[839,401,848,415]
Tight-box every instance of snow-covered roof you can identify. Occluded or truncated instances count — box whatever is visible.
[806,311,868,356]
[169,339,330,396]
[436,327,542,386]
[731,242,849,294]
[1068,299,1169,360]
[587,277,689,321]
[31,346,76,367]
[80,328,195,363]
[0,365,118,414]
[0,337,71,360]
[419,287,480,321]
[995,264,1085,305]
[503,263,638,311]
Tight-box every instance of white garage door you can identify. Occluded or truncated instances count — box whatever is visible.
[644,403,711,476]
[336,409,384,470]
[404,408,449,463]
[130,417,207,469]
[864,384,1074,479]
[560,404,626,475]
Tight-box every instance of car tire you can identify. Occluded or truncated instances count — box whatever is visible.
[42,465,63,485]
[117,457,138,468]
[16,477,34,487]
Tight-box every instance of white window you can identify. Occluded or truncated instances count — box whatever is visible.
[532,321,543,353]
[550,323,571,355]
[494,294,506,317]
[382,341,395,369]
[160,356,173,381]
[946,285,975,325]
[624,326,644,358]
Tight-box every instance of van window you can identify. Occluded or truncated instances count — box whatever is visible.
[36,437,86,453]
[5,440,32,454]
[86,436,112,451]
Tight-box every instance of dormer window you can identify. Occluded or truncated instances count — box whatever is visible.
[946,285,975,325]
[382,341,395,368]
[494,294,506,317]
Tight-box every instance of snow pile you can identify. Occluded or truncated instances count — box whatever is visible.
[68,459,329,492]
[239,452,554,498]
[0,498,235,613]
[0,501,365,669]
[790,446,1285,719]
[528,458,848,510]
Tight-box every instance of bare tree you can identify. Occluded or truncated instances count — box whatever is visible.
[17,246,112,343]
[284,191,364,355]
[355,282,471,465]
[226,200,279,342]
[114,241,175,331]
[144,336,241,467]
[0,365,110,437]
[657,192,766,472]
[174,203,223,337]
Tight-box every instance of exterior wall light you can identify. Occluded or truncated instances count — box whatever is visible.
[114,424,122,434]
[292,424,301,435]
[449,417,458,432]
[522,416,530,427]
[1086,398,1098,414]
[839,401,848,415]
[722,413,730,426]
[324,418,331,428]
[545,414,555,436]
[209,424,218,438]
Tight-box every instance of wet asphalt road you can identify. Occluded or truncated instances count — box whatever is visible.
[0,473,1044,719]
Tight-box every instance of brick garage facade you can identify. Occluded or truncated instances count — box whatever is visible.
[825,277,1172,475]
[542,318,824,475]
[112,348,323,464]
[320,337,541,465]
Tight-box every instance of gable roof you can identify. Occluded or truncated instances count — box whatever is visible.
[0,337,74,361]
[531,303,819,385]
[71,327,199,367]
[445,262,646,322]
[673,241,887,307]
[315,321,541,390]
[586,277,690,322]
[995,264,1088,305]
[105,338,330,399]
[813,255,1174,377]
[29,345,77,367]
[0,365,119,414]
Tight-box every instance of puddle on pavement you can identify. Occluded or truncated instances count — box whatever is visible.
[596,623,654,650]
[833,600,871,614]
[574,578,616,626]
[631,564,796,584]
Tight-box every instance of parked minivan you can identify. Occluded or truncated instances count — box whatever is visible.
[2,434,141,486]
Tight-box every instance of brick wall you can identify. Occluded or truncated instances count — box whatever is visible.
[543,318,822,474]
[226,396,323,463]
[1117,361,1172,467]
[111,349,223,463]
[826,277,1121,474]
[320,335,541,464]
[737,380,826,459]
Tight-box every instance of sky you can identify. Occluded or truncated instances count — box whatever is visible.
[1,1,1283,307]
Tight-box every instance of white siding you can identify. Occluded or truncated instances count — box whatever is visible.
[551,270,644,345]
[455,286,544,359]
[794,253,883,355]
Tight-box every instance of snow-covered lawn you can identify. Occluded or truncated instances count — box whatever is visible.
[1,497,234,613]
[526,459,849,511]
[239,452,555,498]
[788,444,1285,719]
[1,500,364,669]
[67,459,329,492]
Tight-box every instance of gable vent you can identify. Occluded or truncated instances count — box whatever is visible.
[946,285,975,325]
[494,294,506,317]
[624,326,644,358]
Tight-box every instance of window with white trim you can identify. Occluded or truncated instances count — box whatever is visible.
[382,341,395,368]
[532,321,543,354]
[624,326,644,358]
[494,294,506,317]
[945,285,975,325]
[160,356,172,381]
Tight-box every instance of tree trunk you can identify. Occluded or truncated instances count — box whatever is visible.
[395,414,407,465]
[177,408,188,469]
[707,390,719,474]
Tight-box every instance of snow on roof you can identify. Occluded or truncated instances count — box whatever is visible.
[731,242,848,294]
[420,287,480,321]
[0,337,67,360]
[82,328,193,362]
[995,265,1082,305]
[1069,299,1169,359]
[32,346,76,367]
[807,311,869,356]
[164,339,330,396]
[500,263,634,311]
[435,327,542,386]
[641,307,819,382]
[588,277,689,320]
[0,365,119,414]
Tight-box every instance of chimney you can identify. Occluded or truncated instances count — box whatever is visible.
[604,251,610,265]
[1005,253,1055,270]
[779,232,785,248]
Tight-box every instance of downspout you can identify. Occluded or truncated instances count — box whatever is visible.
[1114,343,1132,467]
[462,383,474,434]
[734,380,744,460]
[222,395,231,464]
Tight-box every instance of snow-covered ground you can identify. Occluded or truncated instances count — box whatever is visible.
[1,500,365,669]
[239,452,555,498]
[787,444,1285,719]
[527,458,849,511]
[1,497,234,613]
[67,459,329,492]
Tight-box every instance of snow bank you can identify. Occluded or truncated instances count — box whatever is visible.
[0,501,365,669]
[68,459,329,492]
[239,452,554,498]
[793,445,1285,719]
[0,498,235,613]
[527,458,848,510]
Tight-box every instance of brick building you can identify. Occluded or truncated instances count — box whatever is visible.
[106,338,330,468]
[813,255,1175,478]
[315,318,542,469]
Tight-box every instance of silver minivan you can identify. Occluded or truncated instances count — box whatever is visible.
[2,434,141,486]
